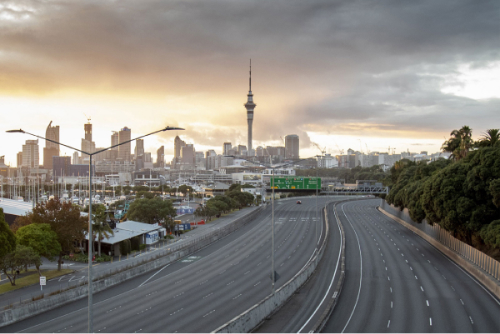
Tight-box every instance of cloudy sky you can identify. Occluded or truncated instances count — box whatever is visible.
[1,0,499,166]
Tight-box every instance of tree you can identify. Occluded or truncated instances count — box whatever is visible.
[441,126,474,161]
[477,129,500,148]
[16,224,61,275]
[127,197,177,226]
[91,204,114,257]
[0,245,40,286]
[19,199,87,271]
[0,208,16,259]
[178,185,194,197]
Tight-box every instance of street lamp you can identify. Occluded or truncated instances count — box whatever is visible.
[7,125,184,333]
[225,156,316,295]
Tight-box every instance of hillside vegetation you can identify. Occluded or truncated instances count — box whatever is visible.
[386,127,500,257]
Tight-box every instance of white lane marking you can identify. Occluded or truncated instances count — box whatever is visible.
[421,286,424,292]
[169,308,183,316]
[442,275,446,280]
[460,299,464,305]
[254,281,261,286]
[430,318,432,326]
[233,294,242,300]
[415,275,418,280]
[203,310,215,318]
[451,286,455,291]
[139,263,172,287]
[339,203,363,334]
[199,280,208,285]
[388,276,390,281]
[469,316,474,324]
[410,267,413,271]
[226,281,234,286]
[391,301,393,308]
[203,292,213,299]
[387,320,390,328]
[244,271,250,275]
[385,267,388,271]
[390,287,392,293]
[426,300,429,306]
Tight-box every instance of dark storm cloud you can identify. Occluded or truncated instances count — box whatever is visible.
[1,0,499,146]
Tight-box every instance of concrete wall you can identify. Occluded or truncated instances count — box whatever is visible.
[0,207,263,328]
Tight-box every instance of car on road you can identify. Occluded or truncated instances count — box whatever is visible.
[296,200,301,204]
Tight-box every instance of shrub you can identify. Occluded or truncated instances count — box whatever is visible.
[131,236,140,251]
[120,239,131,255]
[139,244,147,251]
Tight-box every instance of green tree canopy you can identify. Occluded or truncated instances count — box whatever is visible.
[0,244,40,286]
[0,208,16,259]
[17,199,87,270]
[16,223,61,274]
[127,197,177,227]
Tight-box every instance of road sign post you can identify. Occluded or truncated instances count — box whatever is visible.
[40,276,46,291]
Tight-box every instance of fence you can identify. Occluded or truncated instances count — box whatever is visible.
[380,200,500,282]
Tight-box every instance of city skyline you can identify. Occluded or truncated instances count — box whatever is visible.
[1,1,499,166]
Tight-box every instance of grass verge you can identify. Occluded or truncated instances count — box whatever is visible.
[0,269,73,295]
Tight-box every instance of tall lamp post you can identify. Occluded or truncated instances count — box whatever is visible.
[7,125,184,333]
[226,156,316,295]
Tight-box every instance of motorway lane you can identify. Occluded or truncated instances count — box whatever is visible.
[3,198,325,333]
[324,199,500,333]
[256,199,346,333]
[0,207,258,310]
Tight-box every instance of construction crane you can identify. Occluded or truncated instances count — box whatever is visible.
[312,142,326,156]
[335,144,344,155]
[83,112,91,123]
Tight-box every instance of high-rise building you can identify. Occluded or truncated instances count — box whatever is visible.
[84,122,92,142]
[244,60,256,151]
[174,136,186,160]
[135,139,144,157]
[157,146,164,168]
[285,135,300,160]
[43,121,60,169]
[16,152,22,168]
[111,131,119,150]
[72,151,80,165]
[118,127,131,161]
[181,144,195,165]
[223,142,232,156]
[22,139,39,168]
[53,156,71,177]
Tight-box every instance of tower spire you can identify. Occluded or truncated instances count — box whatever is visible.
[249,59,252,92]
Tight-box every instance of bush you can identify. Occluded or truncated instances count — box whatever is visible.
[165,234,174,239]
[120,239,131,255]
[131,236,140,251]
[139,244,147,251]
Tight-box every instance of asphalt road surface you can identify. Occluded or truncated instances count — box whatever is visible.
[324,199,500,333]
[2,197,330,333]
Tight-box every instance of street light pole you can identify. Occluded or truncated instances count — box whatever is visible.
[271,168,275,294]
[7,125,183,333]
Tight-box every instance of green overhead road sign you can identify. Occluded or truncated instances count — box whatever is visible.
[271,177,321,190]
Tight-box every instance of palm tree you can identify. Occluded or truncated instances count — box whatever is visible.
[92,204,114,257]
[93,221,114,257]
[441,126,474,161]
[478,129,500,147]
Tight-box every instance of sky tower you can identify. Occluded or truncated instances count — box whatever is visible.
[244,59,256,151]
